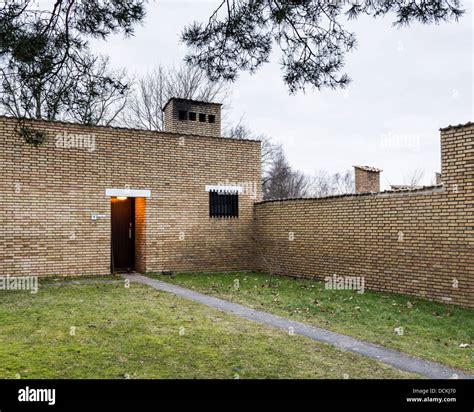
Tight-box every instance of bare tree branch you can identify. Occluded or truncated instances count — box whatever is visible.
[121,64,230,131]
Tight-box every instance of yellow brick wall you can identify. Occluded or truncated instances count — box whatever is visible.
[254,124,474,308]
[0,116,261,277]
[135,197,147,273]
[2,114,472,308]
[354,167,380,193]
[163,99,221,137]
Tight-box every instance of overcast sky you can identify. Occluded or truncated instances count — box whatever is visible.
[91,0,473,189]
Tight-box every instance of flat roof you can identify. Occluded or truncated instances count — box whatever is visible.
[162,97,223,112]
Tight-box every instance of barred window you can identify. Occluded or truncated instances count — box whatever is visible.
[209,191,239,218]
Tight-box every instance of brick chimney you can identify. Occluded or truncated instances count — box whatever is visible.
[162,98,222,137]
[354,166,382,193]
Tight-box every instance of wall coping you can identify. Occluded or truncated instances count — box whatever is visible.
[0,115,261,144]
[255,185,445,205]
[439,121,474,131]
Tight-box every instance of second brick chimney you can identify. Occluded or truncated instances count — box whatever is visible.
[354,165,382,193]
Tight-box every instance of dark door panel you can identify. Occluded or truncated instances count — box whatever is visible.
[111,197,135,271]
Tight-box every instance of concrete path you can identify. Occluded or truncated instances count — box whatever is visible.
[122,273,473,380]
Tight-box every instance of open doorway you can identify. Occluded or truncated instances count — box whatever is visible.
[111,197,135,272]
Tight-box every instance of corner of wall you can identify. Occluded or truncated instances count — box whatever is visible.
[440,124,474,194]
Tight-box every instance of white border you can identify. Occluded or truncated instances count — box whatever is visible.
[205,185,243,194]
[105,188,151,198]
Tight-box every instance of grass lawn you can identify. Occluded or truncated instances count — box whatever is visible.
[0,280,416,379]
[148,272,473,373]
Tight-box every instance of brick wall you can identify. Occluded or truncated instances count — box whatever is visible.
[163,98,221,137]
[0,116,261,277]
[254,124,474,308]
[354,166,381,193]
[2,113,472,308]
[135,197,147,273]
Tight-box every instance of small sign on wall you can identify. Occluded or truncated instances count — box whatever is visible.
[91,213,107,220]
